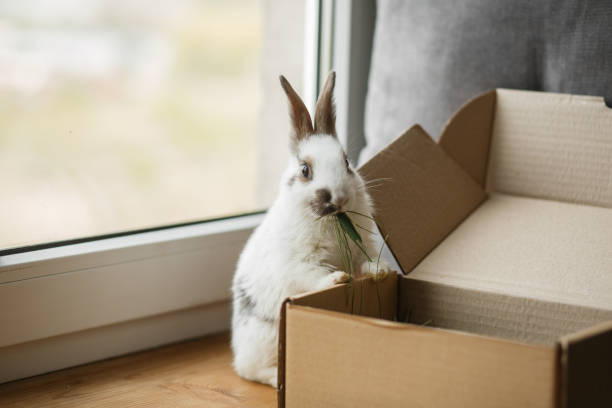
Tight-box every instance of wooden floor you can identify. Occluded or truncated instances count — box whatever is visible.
[0,333,276,407]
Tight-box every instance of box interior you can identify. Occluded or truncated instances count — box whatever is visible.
[406,193,612,343]
[354,89,612,345]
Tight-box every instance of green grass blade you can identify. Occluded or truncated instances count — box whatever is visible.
[354,223,377,235]
[337,212,362,244]
[336,212,373,262]
[344,210,376,221]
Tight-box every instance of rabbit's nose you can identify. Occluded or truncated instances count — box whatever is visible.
[334,195,348,209]
[316,188,332,203]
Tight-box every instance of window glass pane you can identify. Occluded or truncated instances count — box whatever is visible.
[0,0,305,249]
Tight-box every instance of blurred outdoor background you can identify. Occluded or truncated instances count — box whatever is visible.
[0,0,304,249]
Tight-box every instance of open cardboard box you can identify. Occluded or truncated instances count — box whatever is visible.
[277,89,612,408]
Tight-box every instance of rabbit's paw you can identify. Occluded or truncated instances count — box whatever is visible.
[360,260,393,281]
[331,270,351,284]
[316,270,350,289]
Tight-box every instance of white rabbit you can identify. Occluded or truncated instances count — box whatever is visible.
[231,71,390,387]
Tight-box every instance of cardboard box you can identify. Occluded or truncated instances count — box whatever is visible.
[278,89,612,408]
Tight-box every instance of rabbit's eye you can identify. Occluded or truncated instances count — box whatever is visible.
[300,163,311,179]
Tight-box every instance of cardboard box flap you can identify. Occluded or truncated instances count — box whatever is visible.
[359,125,485,274]
[559,321,612,408]
[438,90,496,187]
[487,89,612,207]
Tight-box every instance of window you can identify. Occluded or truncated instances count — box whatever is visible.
[0,0,377,384]
[0,0,305,251]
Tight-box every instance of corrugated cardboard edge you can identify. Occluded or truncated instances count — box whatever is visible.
[438,90,496,187]
[558,321,612,408]
[277,297,290,407]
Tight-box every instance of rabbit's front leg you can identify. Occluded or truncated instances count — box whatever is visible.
[292,264,350,293]
[360,259,391,281]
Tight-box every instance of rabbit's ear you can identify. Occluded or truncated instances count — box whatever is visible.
[313,71,336,137]
[280,75,313,148]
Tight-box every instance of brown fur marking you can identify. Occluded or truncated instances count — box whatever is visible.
[280,75,313,149]
[314,71,337,137]
[298,156,313,182]
[310,188,336,216]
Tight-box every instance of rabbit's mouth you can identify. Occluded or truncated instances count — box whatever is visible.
[313,203,339,217]
[310,188,348,217]
[310,199,340,217]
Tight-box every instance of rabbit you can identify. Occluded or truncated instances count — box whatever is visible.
[231,71,391,387]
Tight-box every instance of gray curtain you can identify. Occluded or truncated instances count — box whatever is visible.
[360,0,612,164]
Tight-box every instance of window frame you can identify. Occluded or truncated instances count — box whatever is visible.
[0,0,376,383]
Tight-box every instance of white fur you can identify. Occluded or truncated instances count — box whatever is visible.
[231,134,390,387]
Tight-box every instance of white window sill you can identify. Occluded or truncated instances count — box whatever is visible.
[0,213,263,382]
